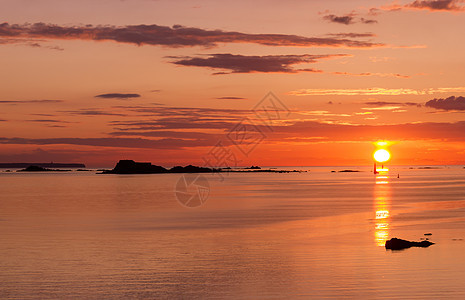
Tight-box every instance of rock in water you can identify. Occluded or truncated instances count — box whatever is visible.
[385,238,434,250]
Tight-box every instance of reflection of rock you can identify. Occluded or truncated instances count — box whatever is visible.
[385,238,434,250]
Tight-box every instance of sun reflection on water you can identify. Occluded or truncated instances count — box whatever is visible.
[374,169,391,246]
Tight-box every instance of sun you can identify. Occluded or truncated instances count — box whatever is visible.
[374,149,391,163]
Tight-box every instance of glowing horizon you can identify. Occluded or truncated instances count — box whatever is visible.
[2,0,465,167]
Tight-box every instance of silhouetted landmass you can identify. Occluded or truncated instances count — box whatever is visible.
[338,169,361,172]
[170,165,214,173]
[18,165,71,172]
[0,162,85,168]
[103,160,168,174]
[245,166,261,169]
[102,160,304,174]
[409,166,442,169]
[223,169,305,173]
[385,238,434,250]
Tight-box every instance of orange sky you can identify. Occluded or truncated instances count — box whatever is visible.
[1,0,465,167]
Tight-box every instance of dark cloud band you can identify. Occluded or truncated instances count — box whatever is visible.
[0,22,384,48]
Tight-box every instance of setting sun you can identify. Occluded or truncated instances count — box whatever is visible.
[374,149,391,163]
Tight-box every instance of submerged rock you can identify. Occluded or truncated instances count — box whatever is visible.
[385,238,434,250]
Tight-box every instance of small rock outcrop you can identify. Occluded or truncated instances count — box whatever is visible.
[103,160,168,174]
[385,238,434,250]
[102,160,216,174]
[18,165,71,172]
[169,165,214,173]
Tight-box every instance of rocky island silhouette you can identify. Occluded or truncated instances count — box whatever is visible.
[101,160,305,174]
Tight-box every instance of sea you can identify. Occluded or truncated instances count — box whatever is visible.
[1,166,465,299]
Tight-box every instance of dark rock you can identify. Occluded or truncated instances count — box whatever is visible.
[424,233,432,236]
[18,165,71,172]
[103,160,168,174]
[338,169,360,172]
[102,160,217,174]
[169,165,214,173]
[245,166,261,169]
[385,238,434,250]
[0,162,85,168]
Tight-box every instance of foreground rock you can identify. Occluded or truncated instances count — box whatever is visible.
[385,238,434,250]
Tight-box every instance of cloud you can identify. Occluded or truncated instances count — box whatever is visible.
[331,71,410,78]
[326,32,376,38]
[323,14,378,25]
[289,87,423,96]
[0,136,215,149]
[62,108,128,116]
[0,22,384,48]
[5,121,465,150]
[323,14,356,25]
[95,93,141,99]
[216,96,247,100]
[361,106,402,111]
[26,119,71,123]
[288,87,465,96]
[360,18,378,24]
[168,53,348,74]
[0,37,63,50]
[364,101,422,107]
[425,96,465,110]
[0,148,85,163]
[0,99,64,104]
[407,0,465,11]
[383,0,465,11]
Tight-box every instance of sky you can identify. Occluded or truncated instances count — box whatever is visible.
[1,0,465,167]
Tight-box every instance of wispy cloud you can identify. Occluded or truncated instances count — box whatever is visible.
[61,109,128,116]
[168,53,348,74]
[331,71,410,78]
[326,32,376,38]
[4,121,465,150]
[216,96,247,100]
[289,87,422,96]
[0,136,216,149]
[364,101,422,107]
[289,87,465,96]
[384,0,465,11]
[0,99,64,104]
[0,22,385,49]
[95,93,141,99]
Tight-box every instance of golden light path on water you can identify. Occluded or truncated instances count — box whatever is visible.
[374,169,391,246]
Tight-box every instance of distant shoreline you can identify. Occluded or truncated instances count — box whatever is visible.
[0,163,85,168]
[100,160,305,174]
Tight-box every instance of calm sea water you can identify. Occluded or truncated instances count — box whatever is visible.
[1,166,465,299]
